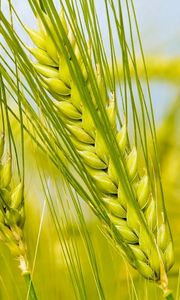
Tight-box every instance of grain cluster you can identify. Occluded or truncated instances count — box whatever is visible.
[27,11,174,282]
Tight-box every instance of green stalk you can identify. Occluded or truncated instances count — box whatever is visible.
[23,272,37,300]
[165,294,174,300]
[164,290,174,300]
[159,281,174,300]
[18,256,37,300]
[158,270,174,300]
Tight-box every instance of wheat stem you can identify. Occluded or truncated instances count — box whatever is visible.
[23,272,37,300]
[157,271,174,300]
[165,293,174,300]
[18,255,37,300]
[163,289,174,300]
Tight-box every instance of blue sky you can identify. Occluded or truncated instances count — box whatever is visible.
[2,0,180,56]
[1,1,180,122]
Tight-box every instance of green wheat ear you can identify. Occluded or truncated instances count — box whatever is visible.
[0,133,28,272]
[0,132,37,299]
[27,8,174,297]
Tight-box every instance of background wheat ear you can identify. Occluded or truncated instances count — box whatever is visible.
[0,130,37,300]
[0,131,24,261]
[25,2,174,299]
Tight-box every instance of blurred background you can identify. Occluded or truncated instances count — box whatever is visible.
[0,1,180,299]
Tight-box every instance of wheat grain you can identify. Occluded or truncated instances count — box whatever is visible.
[27,10,174,288]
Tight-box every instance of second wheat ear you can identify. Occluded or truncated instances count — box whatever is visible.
[0,133,26,271]
[27,8,174,299]
[0,133,37,300]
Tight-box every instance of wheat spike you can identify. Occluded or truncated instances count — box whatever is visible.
[0,134,28,273]
[27,10,174,284]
